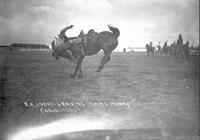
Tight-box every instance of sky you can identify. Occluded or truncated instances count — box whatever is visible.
[0,0,199,50]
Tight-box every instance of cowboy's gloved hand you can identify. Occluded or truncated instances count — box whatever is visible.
[69,25,74,28]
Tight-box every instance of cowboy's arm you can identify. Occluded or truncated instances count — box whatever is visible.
[60,25,74,35]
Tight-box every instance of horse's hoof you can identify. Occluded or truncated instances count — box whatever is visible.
[70,74,75,78]
[96,66,103,72]
[96,68,101,72]
[78,75,82,79]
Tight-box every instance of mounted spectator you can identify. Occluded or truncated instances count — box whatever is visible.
[157,41,161,56]
[78,30,85,38]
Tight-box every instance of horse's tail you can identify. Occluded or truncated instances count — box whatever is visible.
[108,24,120,38]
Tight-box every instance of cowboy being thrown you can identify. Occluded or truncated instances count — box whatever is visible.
[52,25,75,61]
[60,25,85,55]
[59,25,74,42]
[55,25,85,61]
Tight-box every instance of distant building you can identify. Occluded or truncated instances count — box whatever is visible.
[0,45,9,48]
[128,47,146,52]
[10,43,49,49]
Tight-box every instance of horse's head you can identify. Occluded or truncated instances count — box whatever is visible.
[55,35,65,47]
[52,36,75,61]
[52,35,65,60]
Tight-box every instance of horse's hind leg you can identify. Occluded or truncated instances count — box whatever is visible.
[97,51,111,72]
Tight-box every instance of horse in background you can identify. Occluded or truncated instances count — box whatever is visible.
[170,41,190,64]
[175,41,190,62]
[52,25,120,78]
[169,41,175,57]
[162,41,170,56]
[156,42,162,56]
[145,43,155,56]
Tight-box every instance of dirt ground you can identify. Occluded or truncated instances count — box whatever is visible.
[0,48,199,140]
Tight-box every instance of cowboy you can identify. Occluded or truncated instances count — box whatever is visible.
[59,25,74,42]
[162,41,168,55]
[157,41,161,56]
[163,41,168,50]
[61,25,85,57]
[164,41,167,47]
[76,30,86,56]
[78,30,85,38]
[51,40,55,50]
[177,34,183,45]
[184,41,190,58]
[149,41,153,47]
[157,41,161,51]
[55,25,75,61]
[176,34,183,56]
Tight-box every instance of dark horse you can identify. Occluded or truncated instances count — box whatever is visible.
[175,41,190,62]
[52,25,120,78]
[162,44,169,56]
[170,41,190,64]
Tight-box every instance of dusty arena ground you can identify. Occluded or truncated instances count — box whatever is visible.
[0,48,199,140]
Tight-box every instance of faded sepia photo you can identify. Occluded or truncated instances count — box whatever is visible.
[0,0,199,140]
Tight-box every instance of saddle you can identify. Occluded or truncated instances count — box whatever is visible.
[68,29,97,47]
[64,29,97,57]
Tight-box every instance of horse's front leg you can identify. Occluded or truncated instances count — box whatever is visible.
[78,56,84,79]
[70,58,81,78]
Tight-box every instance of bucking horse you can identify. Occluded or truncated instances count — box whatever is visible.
[52,25,120,78]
